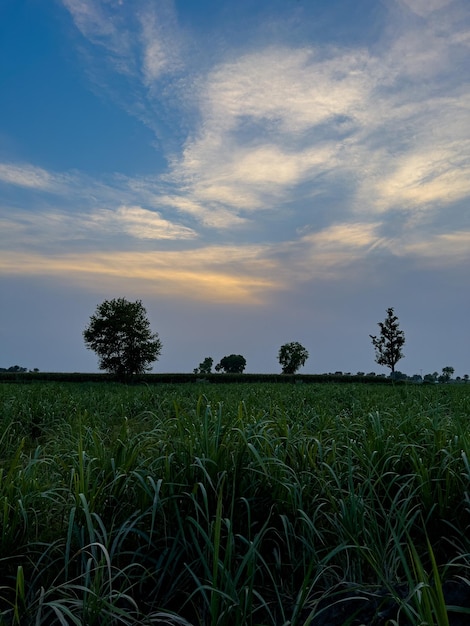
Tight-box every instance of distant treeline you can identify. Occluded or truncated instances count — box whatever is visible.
[0,371,416,384]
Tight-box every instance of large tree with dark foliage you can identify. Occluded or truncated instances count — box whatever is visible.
[278,342,309,374]
[83,298,162,379]
[215,354,246,373]
[370,307,405,374]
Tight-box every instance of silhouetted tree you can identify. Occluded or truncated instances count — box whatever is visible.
[215,354,246,373]
[439,366,454,383]
[83,298,162,380]
[278,342,309,374]
[370,308,405,374]
[194,357,213,375]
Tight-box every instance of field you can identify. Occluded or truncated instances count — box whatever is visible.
[1,381,470,625]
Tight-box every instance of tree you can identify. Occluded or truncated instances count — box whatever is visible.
[439,366,454,383]
[194,357,213,375]
[278,342,309,374]
[424,371,440,383]
[215,354,246,373]
[391,370,408,381]
[83,298,162,379]
[370,307,405,374]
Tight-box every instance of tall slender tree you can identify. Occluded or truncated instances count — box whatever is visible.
[370,307,405,375]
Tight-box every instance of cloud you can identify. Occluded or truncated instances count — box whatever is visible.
[3,0,469,300]
[0,204,196,248]
[61,0,136,75]
[57,0,470,239]
[276,222,385,281]
[165,45,377,221]
[366,137,470,212]
[60,0,184,117]
[302,223,382,249]
[157,194,247,228]
[0,246,278,304]
[138,3,183,85]
[200,46,372,135]
[1,180,467,306]
[0,163,59,190]
[398,0,453,17]
[394,230,470,266]
[169,11,469,228]
[95,205,197,240]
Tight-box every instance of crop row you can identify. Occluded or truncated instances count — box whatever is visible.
[1,382,469,624]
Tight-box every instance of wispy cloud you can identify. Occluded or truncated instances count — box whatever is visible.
[57,0,470,236]
[167,8,469,231]
[0,246,278,304]
[96,205,197,240]
[0,200,196,248]
[61,0,137,76]
[0,163,61,191]
[60,0,185,137]
[157,194,247,229]
[393,230,470,266]
[372,141,470,210]
[1,170,467,304]
[138,3,183,85]
[398,0,453,18]
[3,0,469,307]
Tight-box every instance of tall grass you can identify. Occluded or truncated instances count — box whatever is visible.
[0,382,469,624]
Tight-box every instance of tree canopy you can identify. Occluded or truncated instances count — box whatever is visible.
[215,354,246,374]
[194,357,213,375]
[278,342,309,374]
[83,298,162,379]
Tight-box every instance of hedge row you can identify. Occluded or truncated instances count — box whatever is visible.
[0,371,398,384]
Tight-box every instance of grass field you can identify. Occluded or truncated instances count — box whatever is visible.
[0,381,470,625]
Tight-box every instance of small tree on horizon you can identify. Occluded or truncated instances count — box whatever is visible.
[278,342,309,374]
[83,297,162,380]
[370,307,405,375]
[440,366,454,383]
[215,354,246,374]
[194,357,213,375]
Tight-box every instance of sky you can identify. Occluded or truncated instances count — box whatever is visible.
[1,0,469,377]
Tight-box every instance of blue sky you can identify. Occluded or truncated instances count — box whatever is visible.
[1,0,469,376]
